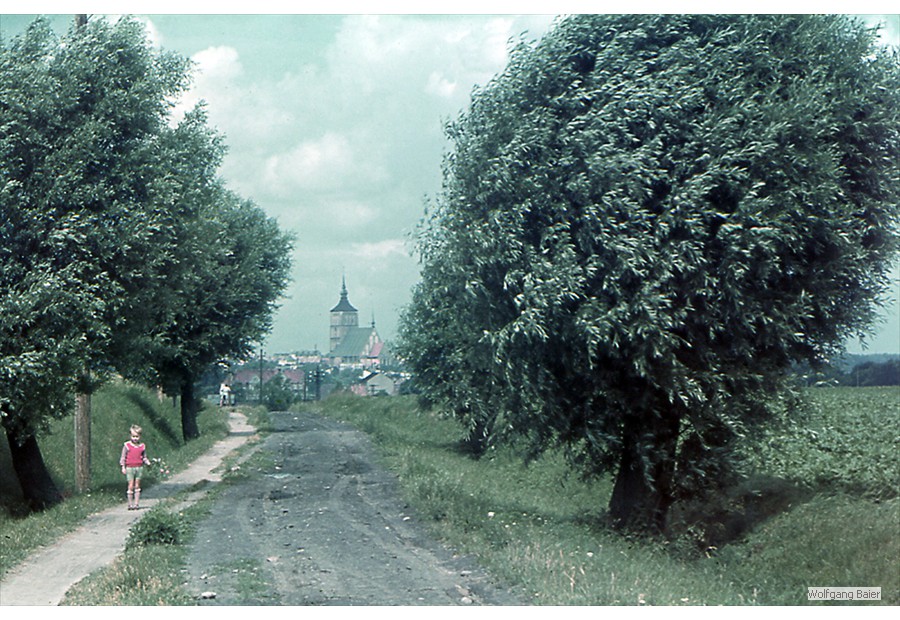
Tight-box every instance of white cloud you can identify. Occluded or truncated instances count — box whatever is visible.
[261,133,388,197]
[193,45,243,82]
[323,15,552,110]
[263,133,351,193]
[425,71,457,98]
[867,14,900,47]
[350,239,409,261]
[169,45,243,125]
[132,15,162,49]
[315,198,378,229]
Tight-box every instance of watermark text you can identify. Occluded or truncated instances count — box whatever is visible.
[808,587,881,601]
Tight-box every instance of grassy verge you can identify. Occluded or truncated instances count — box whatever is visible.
[0,380,230,578]
[307,389,898,606]
[60,501,204,606]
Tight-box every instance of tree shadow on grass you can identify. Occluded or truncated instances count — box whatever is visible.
[667,475,815,552]
[567,474,817,556]
[124,389,180,448]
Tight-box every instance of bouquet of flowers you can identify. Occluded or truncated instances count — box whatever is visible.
[146,457,172,480]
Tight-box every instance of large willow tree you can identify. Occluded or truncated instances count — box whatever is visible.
[0,16,194,507]
[399,15,900,531]
[1,16,293,508]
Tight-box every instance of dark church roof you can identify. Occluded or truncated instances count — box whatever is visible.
[330,278,357,313]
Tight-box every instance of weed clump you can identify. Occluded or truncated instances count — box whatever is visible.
[128,508,188,546]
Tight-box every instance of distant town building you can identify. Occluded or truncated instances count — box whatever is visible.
[350,370,399,397]
[271,351,323,365]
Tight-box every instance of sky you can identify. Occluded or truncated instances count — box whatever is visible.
[2,5,899,358]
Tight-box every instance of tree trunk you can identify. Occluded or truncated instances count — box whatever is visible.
[180,378,200,441]
[4,429,64,511]
[608,412,680,533]
[74,389,91,492]
[461,414,493,458]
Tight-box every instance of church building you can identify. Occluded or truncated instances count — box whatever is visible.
[327,277,390,368]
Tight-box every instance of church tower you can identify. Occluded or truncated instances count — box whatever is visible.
[329,276,358,353]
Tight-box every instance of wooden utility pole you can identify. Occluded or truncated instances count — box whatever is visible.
[74,374,91,493]
[259,347,265,404]
[73,13,91,493]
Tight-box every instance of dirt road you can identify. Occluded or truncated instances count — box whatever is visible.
[2,408,522,606]
[185,410,524,605]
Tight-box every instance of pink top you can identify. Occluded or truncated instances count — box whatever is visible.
[120,441,148,468]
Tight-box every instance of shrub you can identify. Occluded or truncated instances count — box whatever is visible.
[127,508,188,546]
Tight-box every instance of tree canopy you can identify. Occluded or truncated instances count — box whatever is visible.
[1,17,191,439]
[399,14,900,531]
[1,16,293,507]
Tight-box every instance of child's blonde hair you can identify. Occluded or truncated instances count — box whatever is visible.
[130,424,142,438]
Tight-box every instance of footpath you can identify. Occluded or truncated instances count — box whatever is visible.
[0,409,257,606]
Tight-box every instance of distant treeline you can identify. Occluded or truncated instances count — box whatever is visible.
[837,359,900,387]
[797,355,900,387]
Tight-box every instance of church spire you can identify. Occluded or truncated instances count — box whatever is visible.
[331,275,357,313]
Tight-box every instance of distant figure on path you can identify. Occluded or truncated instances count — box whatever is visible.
[219,382,232,407]
[120,425,150,510]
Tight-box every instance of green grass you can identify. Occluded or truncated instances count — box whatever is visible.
[308,388,899,606]
[206,557,280,604]
[716,494,899,604]
[0,380,229,578]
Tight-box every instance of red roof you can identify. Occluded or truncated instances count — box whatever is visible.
[231,368,305,385]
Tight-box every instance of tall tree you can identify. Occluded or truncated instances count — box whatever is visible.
[400,15,900,531]
[0,16,191,507]
[136,166,294,440]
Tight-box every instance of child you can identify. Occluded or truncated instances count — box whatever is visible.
[119,424,150,510]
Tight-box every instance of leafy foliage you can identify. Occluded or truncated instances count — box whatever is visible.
[837,359,900,386]
[0,17,191,438]
[140,177,294,438]
[399,15,900,530]
[740,387,900,498]
[262,374,298,411]
[1,16,293,506]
